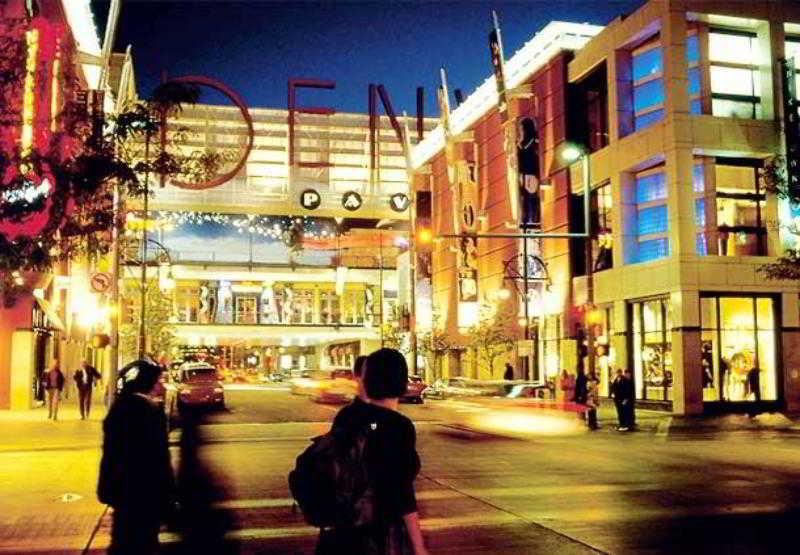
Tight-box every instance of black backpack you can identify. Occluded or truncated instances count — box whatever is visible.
[288,424,376,528]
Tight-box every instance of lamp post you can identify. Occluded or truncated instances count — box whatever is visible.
[561,144,594,378]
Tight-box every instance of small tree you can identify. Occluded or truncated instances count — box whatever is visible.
[759,156,800,280]
[467,303,515,379]
[417,312,452,381]
[381,304,412,357]
[119,280,175,363]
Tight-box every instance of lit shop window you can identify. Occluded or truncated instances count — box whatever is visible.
[715,160,766,256]
[631,168,669,264]
[709,30,762,119]
[632,41,664,131]
[590,182,613,271]
[700,296,777,403]
[631,297,673,402]
[538,314,562,384]
[787,37,800,95]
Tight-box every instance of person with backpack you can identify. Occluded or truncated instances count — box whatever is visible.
[290,348,428,555]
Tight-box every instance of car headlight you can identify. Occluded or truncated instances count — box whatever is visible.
[213,387,223,393]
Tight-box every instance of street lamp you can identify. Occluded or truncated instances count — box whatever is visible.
[561,143,595,378]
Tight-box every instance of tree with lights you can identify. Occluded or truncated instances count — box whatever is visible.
[417,312,453,381]
[0,15,225,306]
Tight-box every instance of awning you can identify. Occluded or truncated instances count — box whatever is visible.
[34,297,65,331]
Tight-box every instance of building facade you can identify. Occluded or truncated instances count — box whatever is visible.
[123,103,435,377]
[0,0,120,409]
[411,0,800,415]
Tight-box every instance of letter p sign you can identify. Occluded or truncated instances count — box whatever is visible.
[300,189,321,210]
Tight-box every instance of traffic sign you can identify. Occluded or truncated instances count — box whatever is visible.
[89,272,112,293]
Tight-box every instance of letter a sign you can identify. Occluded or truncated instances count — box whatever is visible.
[342,191,363,211]
[300,189,321,210]
[390,193,410,212]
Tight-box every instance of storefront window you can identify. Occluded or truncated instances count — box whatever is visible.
[700,295,777,402]
[715,160,766,256]
[234,296,258,324]
[539,314,561,381]
[630,297,672,401]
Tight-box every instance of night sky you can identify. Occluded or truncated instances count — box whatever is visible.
[90,0,644,115]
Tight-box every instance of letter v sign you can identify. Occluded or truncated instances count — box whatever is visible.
[390,193,410,212]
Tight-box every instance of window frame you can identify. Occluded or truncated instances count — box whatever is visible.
[708,27,761,119]
[714,158,766,256]
[632,165,670,263]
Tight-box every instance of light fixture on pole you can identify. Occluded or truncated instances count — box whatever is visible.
[561,142,594,377]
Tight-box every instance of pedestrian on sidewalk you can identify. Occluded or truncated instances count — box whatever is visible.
[558,369,575,407]
[74,360,101,420]
[610,369,625,430]
[621,369,636,429]
[312,348,428,555]
[585,371,600,430]
[504,362,514,381]
[43,360,64,421]
[98,359,175,555]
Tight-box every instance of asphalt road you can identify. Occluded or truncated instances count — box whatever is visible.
[3,388,800,554]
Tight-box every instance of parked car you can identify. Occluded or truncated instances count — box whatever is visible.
[176,362,225,411]
[506,383,549,399]
[401,376,427,403]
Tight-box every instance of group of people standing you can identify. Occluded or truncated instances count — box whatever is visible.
[40,359,102,421]
[559,367,635,431]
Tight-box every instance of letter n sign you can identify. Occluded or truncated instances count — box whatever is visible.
[782,59,800,197]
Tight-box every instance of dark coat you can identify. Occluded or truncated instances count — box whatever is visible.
[574,372,588,404]
[43,368,64,391]
[74,366,101,391]
[97,393,174,512]
[317,399,420,555]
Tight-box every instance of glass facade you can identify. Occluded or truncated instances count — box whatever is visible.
[709,30,761,119]
[631,297,673,402]
[632,41,664,131]
[715,160,766,256]
[632,167,669,263]
[700,296,778,403]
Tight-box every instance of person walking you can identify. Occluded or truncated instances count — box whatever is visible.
[610,369,625,430]
[585,371,600,430]
[43,360,64,421]
[74,360,101,420]
[98,359,175,555]
[317,348,428,555]
[503,363,514,381]
[621,369,636,429]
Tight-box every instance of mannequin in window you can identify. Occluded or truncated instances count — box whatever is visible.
[517,117,542,229]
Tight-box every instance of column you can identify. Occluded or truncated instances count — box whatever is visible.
[671,290,703,415]
[611,299,628,375]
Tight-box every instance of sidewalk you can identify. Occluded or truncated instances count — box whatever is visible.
[0,395,106,453]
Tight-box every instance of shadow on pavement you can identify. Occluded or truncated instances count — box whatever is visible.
[167,408,240,554]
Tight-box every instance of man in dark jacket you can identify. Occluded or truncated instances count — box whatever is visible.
[74,360,101,420]
[98,360,174,555]
[610,369,626,430]
[620,369,636,429]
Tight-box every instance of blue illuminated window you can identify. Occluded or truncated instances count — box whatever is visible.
[636,172,667,203]
[633,47,663,81]
[638,205,668,235]
[695,233,707,255]
[635,109,664,131]
[686,34,699,64]
[638,238,669,262]
[694,199,705,227]
[693,164,704,193]
[688,67,701,96]
[634,78,665,112]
